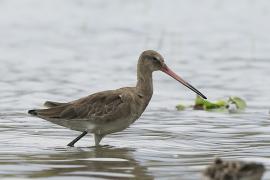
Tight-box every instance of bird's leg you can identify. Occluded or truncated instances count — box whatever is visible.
[67,131,88,147]
[94,134,103,146]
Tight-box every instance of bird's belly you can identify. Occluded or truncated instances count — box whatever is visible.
[95,115,138,135]
[45,113,140,135]
[46,118,96,132]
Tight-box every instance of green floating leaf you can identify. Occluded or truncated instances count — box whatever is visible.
[193,95,205,110]
[176,104,186,111]
[228,96,247,110]
[195,95,205,106]
[176,95,246,113]
[194,95,226,110]
[215,100,227,107]
[203,100,222,110]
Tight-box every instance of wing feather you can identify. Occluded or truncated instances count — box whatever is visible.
[29,90,131,124]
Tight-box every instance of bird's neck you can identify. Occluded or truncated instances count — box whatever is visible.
[136,66,153,99]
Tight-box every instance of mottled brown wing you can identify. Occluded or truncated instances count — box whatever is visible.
[30,90,131,124]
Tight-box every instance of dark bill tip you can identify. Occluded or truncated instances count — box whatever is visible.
[161,64,207,99]
[186,82,207,99]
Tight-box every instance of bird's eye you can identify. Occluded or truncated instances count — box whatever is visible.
[152,57,158,61]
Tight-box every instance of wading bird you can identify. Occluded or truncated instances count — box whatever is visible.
[28,50,206,147]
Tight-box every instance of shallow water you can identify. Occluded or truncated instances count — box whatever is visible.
[0,0,270,179]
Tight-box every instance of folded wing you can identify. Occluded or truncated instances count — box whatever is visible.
[28,90,131,125]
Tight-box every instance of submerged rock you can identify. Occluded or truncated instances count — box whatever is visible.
[202,158,265,180]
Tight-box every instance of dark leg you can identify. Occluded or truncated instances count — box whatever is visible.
[67,131,88,147]
[94,134,103,146]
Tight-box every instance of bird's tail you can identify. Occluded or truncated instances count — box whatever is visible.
[28,105,68,118]
[28,109,38,115]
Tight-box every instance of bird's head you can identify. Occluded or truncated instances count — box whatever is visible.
[139,50,165,72]
[138,50,207,99]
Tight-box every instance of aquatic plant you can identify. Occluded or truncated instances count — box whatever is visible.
[176,96,246,113]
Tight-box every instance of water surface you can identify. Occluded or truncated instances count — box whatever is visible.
[0,0,270,179]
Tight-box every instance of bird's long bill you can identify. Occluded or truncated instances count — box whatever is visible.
[161,65,207,99]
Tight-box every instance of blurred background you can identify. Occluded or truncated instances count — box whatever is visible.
[0,0,269,179]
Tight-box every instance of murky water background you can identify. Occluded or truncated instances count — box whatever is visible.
[0,0,270,179]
